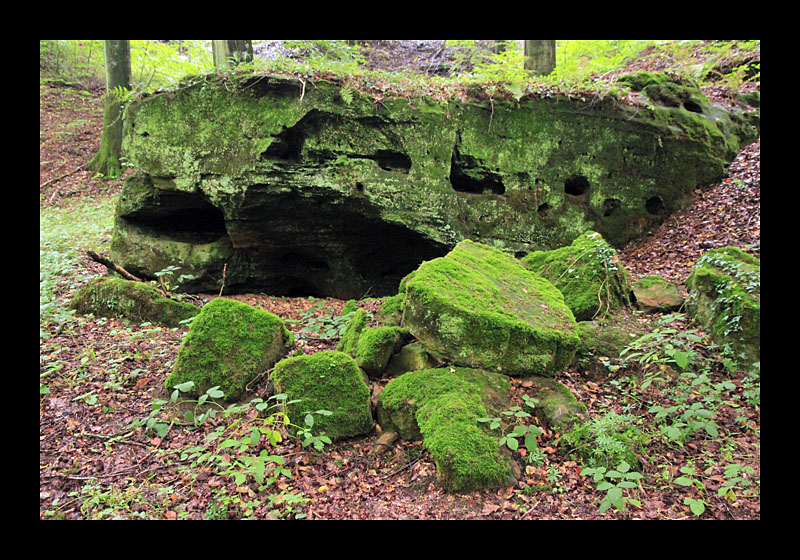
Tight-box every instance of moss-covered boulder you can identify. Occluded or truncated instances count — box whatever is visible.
[402,239,579,376]
[111,72,758,299]
[521,231,632,321]
[573,318,647,377]
[165,298,293,400]
[631,275,684,313]
[70,277,199,327]
[376,367,517,492]
[337,308,407,377]
[520,376,587,432]
[271,351,373,441]
[685,247,760,367]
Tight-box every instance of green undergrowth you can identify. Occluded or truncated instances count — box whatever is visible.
[40,195,118,335]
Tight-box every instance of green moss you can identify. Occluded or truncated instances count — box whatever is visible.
[402,239,579,376]
[521,231,632,321]
[685,247,760,366]
[377,368,516,491]
[271,351,373,441]
[353,326,405,376]
[384,342,442,376]
[336,308,369,354]
[70,277,199,327]
[165,298,291,400]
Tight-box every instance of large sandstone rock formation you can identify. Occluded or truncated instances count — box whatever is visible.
[111,72,758,298]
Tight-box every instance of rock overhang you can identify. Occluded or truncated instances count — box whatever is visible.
[112,72,758,298]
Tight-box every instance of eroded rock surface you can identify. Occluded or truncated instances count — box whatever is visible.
[112,73,758,298]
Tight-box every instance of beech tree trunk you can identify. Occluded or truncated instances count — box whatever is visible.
[524,40,556,76]
[212,40,254,68]
[87,40,131,179]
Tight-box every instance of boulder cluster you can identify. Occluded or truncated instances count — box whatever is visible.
[71,232,760,491]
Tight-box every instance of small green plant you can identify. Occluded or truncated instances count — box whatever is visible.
[288,297,355,339]
[717,463,757,503]
[153,264,196,294]
[478,399,543,453]
[562,411,645,469]
[581,460,644,513]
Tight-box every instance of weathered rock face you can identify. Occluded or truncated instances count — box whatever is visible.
[112,73,758,298]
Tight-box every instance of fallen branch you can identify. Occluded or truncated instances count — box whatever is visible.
[87,250,143,283]
[42,161,88,193]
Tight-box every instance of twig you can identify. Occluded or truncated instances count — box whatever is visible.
[218,263,227,297]
[87,250,143,283]
[42,161,88,192]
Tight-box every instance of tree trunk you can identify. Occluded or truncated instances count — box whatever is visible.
[212,40,253,68]
[524,40,556,76]
[87,40,131,179]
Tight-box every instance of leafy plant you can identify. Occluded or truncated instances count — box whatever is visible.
[562,411,645,469]
[288,297,355,340]
[478,398,543,453]
[581,460,644,513]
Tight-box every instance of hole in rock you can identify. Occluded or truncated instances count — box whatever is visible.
[537,202,551,217]
[645,196,667,215]
[279,252,330,271]
[279,277,324,298]
[374,150,411,173]
[263,125,304,162]
[602,198,622,217]
[450,148,505,195]
[564,175,590,196]
[683,99,703,114]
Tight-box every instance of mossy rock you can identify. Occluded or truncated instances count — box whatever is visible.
[336,308,369,355]
[353,326,407,377]
[402,239,579,376]
[685,247,760,367]
[384,342,442,376]
[573,317,647,377]
[70,277,199,327]
[337,308,408,377]
[521,376,587,432]
[631,275,684,313]
[376,367,517,492]
[521,231,632,321]
[271,351,374,441]
[165,298,293,400]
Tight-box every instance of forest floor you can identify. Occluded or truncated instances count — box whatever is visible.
[40,41,760,520]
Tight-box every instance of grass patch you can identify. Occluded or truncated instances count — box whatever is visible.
[40,195,118,333]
